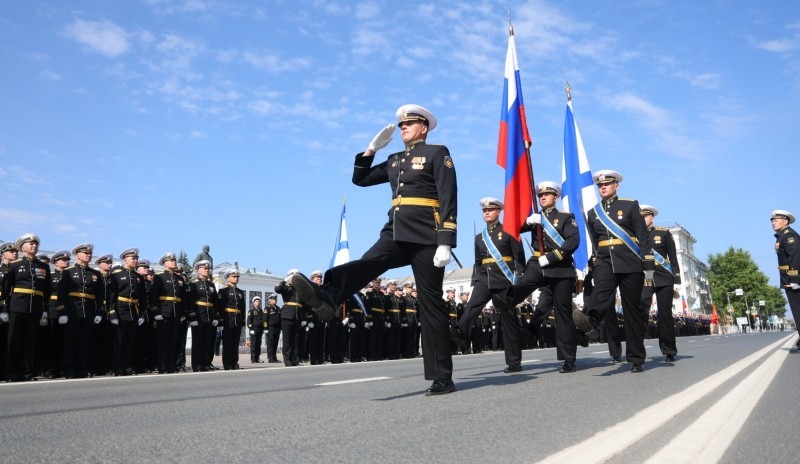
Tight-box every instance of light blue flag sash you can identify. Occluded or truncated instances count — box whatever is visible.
[482,228,517,285]
[593,203,641,258]
[652,249,672,273]
[353,293,368,317]
[541,213,565,248]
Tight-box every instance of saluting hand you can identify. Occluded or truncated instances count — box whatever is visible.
[367,124,395,154]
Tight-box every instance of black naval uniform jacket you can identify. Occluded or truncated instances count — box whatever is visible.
[776,225,800,288]
[97,271,113,319]
[586,196,654,274]
[525,207,579,279]
[648,226,681,287]
[217,285,246,328]
[58,264,103,319]
[48,269,63,319]
[151,270,185,319]
[474,221,526,290]
[109,268,147,323]
[187,278,218,324]
[247,306,267,331]
[275,280,301,320]
[0,263,8,312]
[353,141,457,247]
[384,292,406,324]
[2,256,51,315]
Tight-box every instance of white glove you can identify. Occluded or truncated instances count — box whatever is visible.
[538,255,549,268]
[39,316,48,326]
[93,315,102,324]
[385,322,391,328]
[433,245,452,268]
[349,322,356,329]
[250,330,255,335]
[482,328,486,333]
[58,315,68,325]
[301,320,307,327]
[308,322,315,329]
[526,319,531,323]
[368,124,395,152]
[110,318,119,325]
[791,283,800,290]
[190,321,198,327]
[137,317,145,326]
[180,316,186,322]
[154,314,164,321]
[0,312,8,323]
[526,213,542,225]
[401,323,408,328]
[342,317,349,326]
[212,319,218,327]
[644,270,655,281]
[417,321,421,327]
[366,322,373,328]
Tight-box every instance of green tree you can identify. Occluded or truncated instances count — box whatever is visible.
[707,247,786,322]
[178,250,194,282]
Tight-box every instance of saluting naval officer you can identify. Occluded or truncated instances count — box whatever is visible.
[2,234,51,381]
[639,205,681,362]
[291,104,459,395]
[453,197,526,372]
[583,170,654,372]
[57,243,103,378]
[216,269,245,370]
[772,210,800,351]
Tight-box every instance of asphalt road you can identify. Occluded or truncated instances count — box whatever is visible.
[2,331,797,463]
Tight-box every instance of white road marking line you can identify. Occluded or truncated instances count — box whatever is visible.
[521,360,541,364]
[645,336,793,464]
[536,334,793,464]
[316,377,391,386]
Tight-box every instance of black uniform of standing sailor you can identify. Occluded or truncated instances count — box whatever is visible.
[772,209,800,350]
[292,104,458,395]
[454,197,525,372]
[584,170,653,372]
[639,205,680,362]
[58,243,103,378]
[217,269,245,370]
[1,234,51,381]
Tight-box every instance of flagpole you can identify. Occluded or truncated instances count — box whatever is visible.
[509,19,544,255]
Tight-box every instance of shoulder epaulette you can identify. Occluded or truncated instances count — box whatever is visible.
[66,266,76,270]
[112,269,124,274]
[11,258,21,263]
[784,229,792,234]
[655,227,670,231]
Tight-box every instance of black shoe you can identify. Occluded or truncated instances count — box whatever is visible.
[491,293,513,312]
[612,356,622,363]
[560,361,577,373]
[572,309,599,342]
[665,354,676,362]
[576,331,589,348]
[503,364,523,373]
[630,362,644,373]
[425,379,456,396]
[291,272,336,321]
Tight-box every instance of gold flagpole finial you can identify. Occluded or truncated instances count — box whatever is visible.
[565,81,572,102]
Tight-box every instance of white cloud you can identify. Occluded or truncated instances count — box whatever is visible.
[39,69,62,81]
[240,50,312,72]
[754,38,798,53]
[64,19,131,57]
[355,2,380,20]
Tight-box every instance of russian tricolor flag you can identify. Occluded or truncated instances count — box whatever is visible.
[496,28,533,240]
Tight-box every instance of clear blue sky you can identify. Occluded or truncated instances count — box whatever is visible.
[1,1,798,290]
